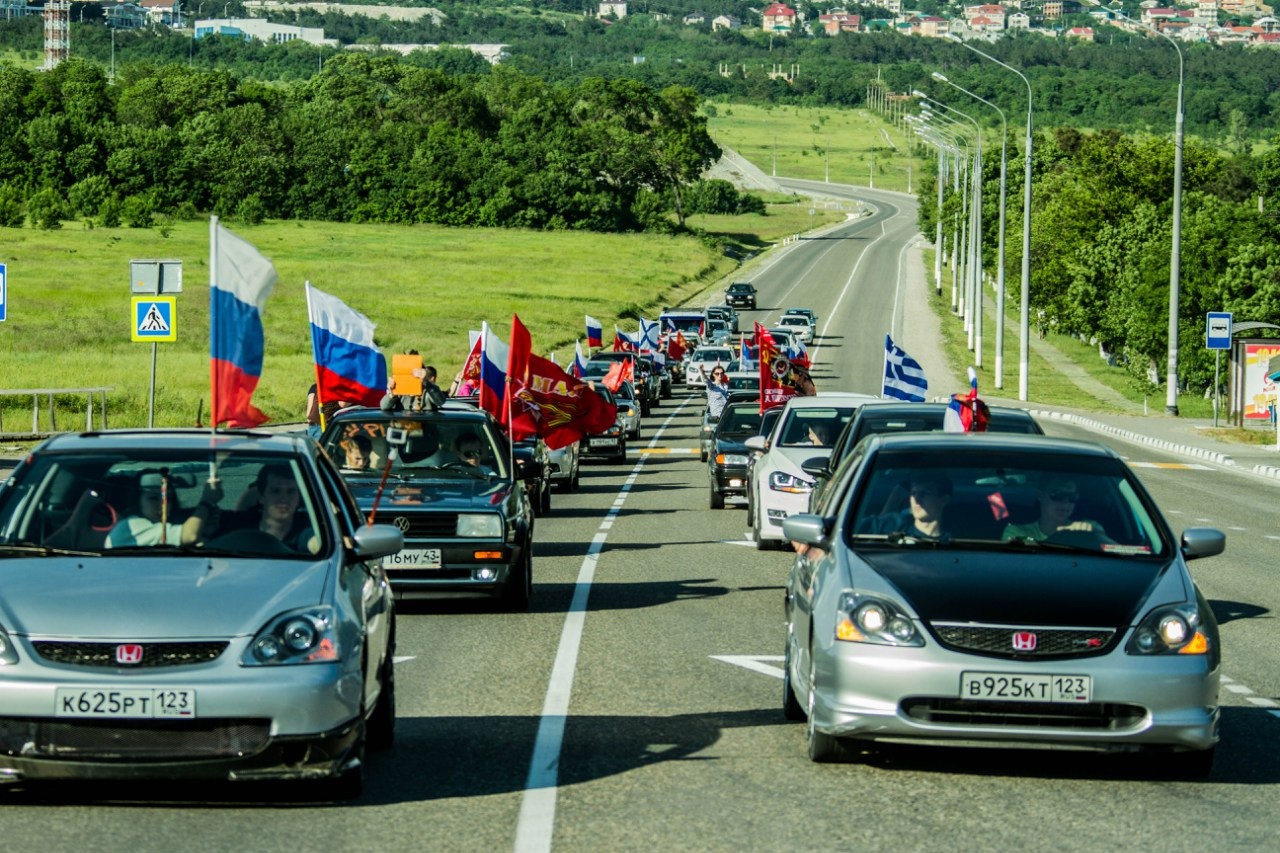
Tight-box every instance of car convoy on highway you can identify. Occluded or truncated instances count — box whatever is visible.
[0,270,1234,809]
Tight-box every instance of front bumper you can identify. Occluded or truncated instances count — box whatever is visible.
[582,435,625,458]
[757,486,811,541]
[711,463,750,496]
[808,640,1220,753]
[386,541,524,598]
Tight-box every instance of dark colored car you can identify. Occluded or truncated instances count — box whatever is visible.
[708,401,764,509]
[581,386,627,463]
[726,282,757,310]
[706,304,739,335]
[807,402,1045,512]
[320,406,536,610]
[585,353,658,415]
[514,436,552,517]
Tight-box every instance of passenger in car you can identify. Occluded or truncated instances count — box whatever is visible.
[857,473,952,540]
[1000,475,1110,542]
[105,472,216,548]
[341,433,373,470]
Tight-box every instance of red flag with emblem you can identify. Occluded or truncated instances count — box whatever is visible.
[508,315,618,449]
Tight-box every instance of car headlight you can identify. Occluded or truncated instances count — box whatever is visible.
[243,606,339,666]
[717,453,750,466]
[1127,604,1209,655]
[457,513,502,538]
[769,471,812,493]
[0,624,19,665]
[835,592,923,646]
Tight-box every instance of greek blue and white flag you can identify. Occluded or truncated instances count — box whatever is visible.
[882,334,928,402]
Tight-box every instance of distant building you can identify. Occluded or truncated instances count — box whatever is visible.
[818,11,861,33]
[140,0,180,26]
[683,12,705,25]
[1008,10,1031,26]
[762,2,797,32]
[194,18,337,46]
[909,14,950,36]
[712,14,741,30]
[1065,25,1095,38]
[598,1,626,19]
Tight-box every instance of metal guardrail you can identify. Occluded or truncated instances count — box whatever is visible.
[0,387,112,439]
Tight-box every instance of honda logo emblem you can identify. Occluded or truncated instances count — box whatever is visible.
[116,644,144,665]
[1011,632,1037,652]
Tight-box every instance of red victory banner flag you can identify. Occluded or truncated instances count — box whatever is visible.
[508,315,618,449]
[755,322,796,413]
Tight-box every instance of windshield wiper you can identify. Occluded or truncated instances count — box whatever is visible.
[1002,536,1100,555]
[0,543,100,558]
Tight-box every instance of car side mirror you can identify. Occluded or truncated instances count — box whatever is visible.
[744,435,766,451]
[352,523,404,561]
[782,513,829,548]
[801,457,830,480]
[518,461,544,481]
[1181,527,1225,560]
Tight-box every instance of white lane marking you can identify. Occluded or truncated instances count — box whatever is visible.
[1227,526,1248,531]
[1266,535,1280,541]
[1246,696,1280,708]
[711,655,786,679]
[721,539,757,547]
[393,655,416,665]
[1224,682,1255,694]
[514,399,693,853]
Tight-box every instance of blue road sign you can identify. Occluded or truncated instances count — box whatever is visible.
[0,262,6,322]
[1206,311,1232,351]
[132,297,176,342]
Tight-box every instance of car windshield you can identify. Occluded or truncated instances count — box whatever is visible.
[729,284,753,293]
[662,315,704,334]
[846,448,1169,556]
[726,374,758,391]
[694,348,734,364]
[780,317,807,327]
[322,417,507,479]
[778,407,856,448]
[718,406,763,437]
[0,450,329,558]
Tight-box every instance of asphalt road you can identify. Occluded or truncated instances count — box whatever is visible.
[4,187,1279,853]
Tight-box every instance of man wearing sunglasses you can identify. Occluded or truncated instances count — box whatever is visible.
[1001,475,1109,542]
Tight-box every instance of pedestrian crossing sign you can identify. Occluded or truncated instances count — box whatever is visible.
[132,296,176,342]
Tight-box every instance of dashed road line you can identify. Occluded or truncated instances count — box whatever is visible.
[1127,461,1212,470]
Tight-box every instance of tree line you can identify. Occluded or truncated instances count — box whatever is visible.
[915,125,1280,398]
[0,51,747,231]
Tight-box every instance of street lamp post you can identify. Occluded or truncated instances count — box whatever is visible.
[934,71,1009,389]
[915,117,972,316]
[950,35,1032,401]
[1090,2,1184,414]
[918,93,983,364]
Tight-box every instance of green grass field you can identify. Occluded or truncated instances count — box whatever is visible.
[706,102,928,194]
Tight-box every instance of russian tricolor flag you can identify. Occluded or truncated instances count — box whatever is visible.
[572,341,588,378]
[209,218,277,428]
[305,283,387,410]
[585,315,603,349]
[479,321,509,425]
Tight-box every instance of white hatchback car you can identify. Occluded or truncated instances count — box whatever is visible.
[776,313,815,344]
[685,345,736,389]
[745,393,877,549]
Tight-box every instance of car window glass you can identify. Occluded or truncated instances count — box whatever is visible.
[0,451,328,557]
[779,408,855,447]
[845,449,1168,555]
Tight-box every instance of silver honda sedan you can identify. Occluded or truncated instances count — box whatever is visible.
[783,433,1225,776]
[0,429,403,798]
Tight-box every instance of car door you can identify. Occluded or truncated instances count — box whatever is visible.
[316,452,393,713]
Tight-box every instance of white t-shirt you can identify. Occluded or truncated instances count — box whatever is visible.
[106,517,185,548]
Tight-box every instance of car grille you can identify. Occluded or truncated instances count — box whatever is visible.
[901,698,1146,731]
[0,718,271,761]
[383,512,458,538]
[929,623,1116,659]
[32,642,228,668]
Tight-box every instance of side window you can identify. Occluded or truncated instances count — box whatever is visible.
[818,446,866,517]
[315,451,364,536]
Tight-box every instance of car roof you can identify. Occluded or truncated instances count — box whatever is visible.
[854,401,1039,421]
[36,428,310,455]
[781,392,879,411]
[867,431,1120,459]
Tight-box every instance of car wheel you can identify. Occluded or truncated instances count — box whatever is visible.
[499,550,532,612]
[806,650,844,762]
[613,443,627,464]
[753,504,769,550]
[367,646,396,752]
[570,464,581,491]
[710,485,724,510]
[782,632,807,722]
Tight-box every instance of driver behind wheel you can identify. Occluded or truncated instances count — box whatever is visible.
[214,465,318,554]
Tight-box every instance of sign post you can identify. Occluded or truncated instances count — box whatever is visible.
[0,262,7,322]
[1205,311,1232,428]
[131,260,182,428]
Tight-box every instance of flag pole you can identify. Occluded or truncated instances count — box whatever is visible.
[304,281,328,433]
[209,216,219,435]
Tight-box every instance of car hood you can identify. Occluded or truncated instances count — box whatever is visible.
[714,437,753,454]
[860,550,1175,627]
[769,447,830,479]
[345,476,514,510]
[0,557,330,639]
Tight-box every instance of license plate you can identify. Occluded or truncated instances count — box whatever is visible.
[589,438,616,448]
[55,688,196,718]
[960,672,1091,703]
[385,548,442,568]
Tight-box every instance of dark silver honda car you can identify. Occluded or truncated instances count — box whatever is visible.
[0,429,403,797]
[783,433,1225,776]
